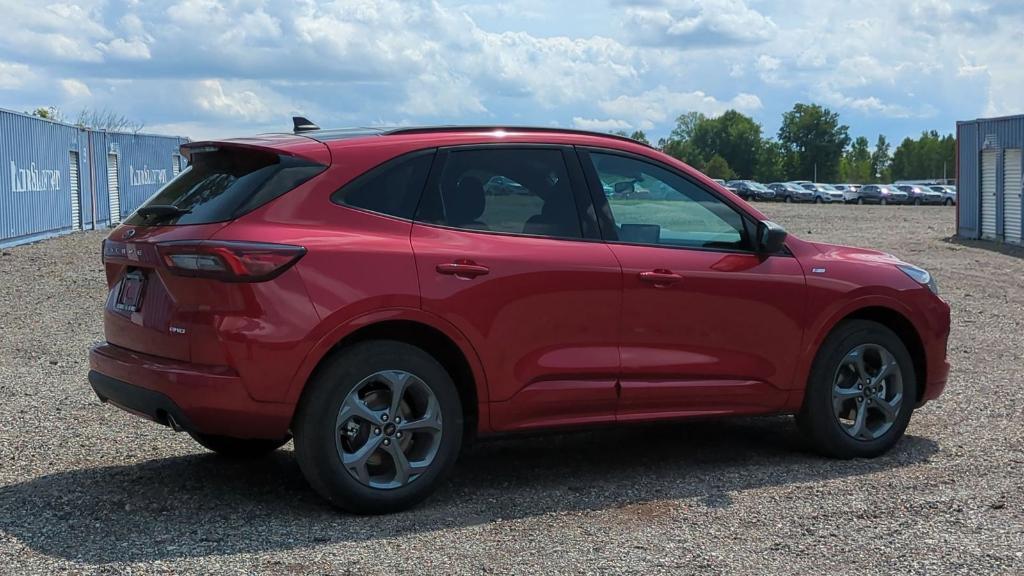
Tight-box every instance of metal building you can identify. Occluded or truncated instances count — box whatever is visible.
[0,108,188,248]
[957,114,1024,245]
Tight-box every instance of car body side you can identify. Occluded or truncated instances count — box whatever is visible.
[90,130,950,441]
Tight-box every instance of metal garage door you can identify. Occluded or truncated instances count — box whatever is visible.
[1004,149,1022,244]
[69,151,81,230]
[981,149,998,239]
[107,154,121,225]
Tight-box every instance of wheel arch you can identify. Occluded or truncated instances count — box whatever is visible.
[802,304,928,405]
[286,310,490,438]
[840,306,927,403]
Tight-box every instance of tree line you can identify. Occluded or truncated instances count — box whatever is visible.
[614,103,955,183]
[28,106,146,133]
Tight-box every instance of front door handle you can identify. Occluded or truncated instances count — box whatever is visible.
[436,261,490,279]
[639,269,683,287]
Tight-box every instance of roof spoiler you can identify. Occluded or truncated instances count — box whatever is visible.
[293,116,320,133]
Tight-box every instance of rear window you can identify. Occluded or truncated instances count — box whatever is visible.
[125,147,325,226]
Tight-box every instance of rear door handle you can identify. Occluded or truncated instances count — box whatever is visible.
[436,261,490,279]
[639,269,683,287]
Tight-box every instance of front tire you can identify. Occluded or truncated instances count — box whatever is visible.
[294,340,463,514]
[189,432,290,458]
[796,320,917,459]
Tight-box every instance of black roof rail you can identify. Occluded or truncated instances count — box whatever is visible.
[382,125,654,148]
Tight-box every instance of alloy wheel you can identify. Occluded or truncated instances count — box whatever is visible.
[831,343,904,441]
[335,370,443,489]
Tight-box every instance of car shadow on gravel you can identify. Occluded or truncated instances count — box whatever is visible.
[942,235,1024,258]
[0,417,938,564]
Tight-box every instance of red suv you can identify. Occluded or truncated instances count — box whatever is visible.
[90,124,950,513]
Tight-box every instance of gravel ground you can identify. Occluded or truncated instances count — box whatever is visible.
[0,204,1022,575]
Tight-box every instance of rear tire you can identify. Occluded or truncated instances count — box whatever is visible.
[944,198,953,206]
[796,320,917,459]
[784,196,792,203]
[857,198,864,205]
[294,340,463,514]
[815,197,823,204]
[189,432,290,458]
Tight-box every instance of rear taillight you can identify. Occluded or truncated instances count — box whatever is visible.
[157,241,306,282]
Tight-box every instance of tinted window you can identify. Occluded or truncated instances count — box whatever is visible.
[590,152,749,250]
[416,148,582,239]
[126,148,324,226]
[333,150,434,219]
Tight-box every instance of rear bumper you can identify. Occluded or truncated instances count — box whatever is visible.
[88,343,294,439]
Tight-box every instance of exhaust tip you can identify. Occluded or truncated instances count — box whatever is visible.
[165,412,185,432]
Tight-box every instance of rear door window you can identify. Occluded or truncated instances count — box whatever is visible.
[415,148,584,240]
[125,147,325,226]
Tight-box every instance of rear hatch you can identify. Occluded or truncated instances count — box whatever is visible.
[102,140,328,362]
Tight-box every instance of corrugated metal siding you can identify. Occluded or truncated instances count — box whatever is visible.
[1005,149,1023,244]
[103,132,189,219]
[0,108,187,247]
[981,150,998,239]
[957,114,1024,244]
[69,151,81,230]
[957,122,979,237]
[0,109,81,245]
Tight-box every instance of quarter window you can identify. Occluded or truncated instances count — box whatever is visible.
[333,151,434,219]
[416,148,583,240]
[589,152,749,250]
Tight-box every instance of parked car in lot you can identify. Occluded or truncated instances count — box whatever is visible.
[799,182,845,203]
[768,182,815,203]
[896,185,944,205]
[89,123,950,514]
[484,175,527,195]
[929,185,957,205]
[858,184,909,205]
[727,180,776,201]
[833,184,862,203]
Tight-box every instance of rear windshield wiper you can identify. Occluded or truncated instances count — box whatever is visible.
[137,204,191,222]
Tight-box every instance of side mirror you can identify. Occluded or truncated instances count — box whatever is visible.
[756,220,788,255]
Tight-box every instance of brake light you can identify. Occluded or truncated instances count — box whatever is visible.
[157,241,306,282]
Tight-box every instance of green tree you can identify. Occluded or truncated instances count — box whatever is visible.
[778,103,851,181]
[703,154,735,179]
[661,138,705,170]
[669,111,708,142]
[890,131,955,180]
[629,130,650,145]
[28,106,64,122]
[840,136,872,182]
[689,110,763,179]
[754,140,788,183]
[870,135,892,182]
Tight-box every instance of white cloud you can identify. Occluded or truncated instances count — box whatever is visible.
[596,86,763,130]
[0,61,32,90]
[192,80,270,121]
[0,0,1019,143]
[572,117,633,132]
[621,0,777,47]
[59,79,91,98]
[99,38,151,60]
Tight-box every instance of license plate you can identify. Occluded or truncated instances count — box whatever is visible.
[115,271,146,313]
